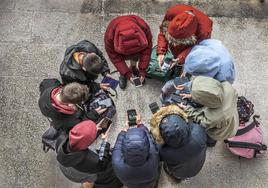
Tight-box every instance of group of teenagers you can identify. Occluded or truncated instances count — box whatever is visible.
[38,4,239,188]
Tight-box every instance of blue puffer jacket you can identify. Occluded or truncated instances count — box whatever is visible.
[184,39,235,84]
[159,115,207,178]
[112,125,160,188]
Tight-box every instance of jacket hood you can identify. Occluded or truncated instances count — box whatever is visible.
[159,114,190,147]
[150,105,187,144]
[184,45,221,77]
[191,76,224,108]
[56,134,86,167]
[122,128,150,167]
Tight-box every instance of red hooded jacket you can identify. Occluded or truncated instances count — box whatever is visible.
[105,15,152,79]
[157,5,213,64]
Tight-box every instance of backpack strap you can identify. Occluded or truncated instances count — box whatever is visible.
[224,140,267,151]
[235,115,260,136]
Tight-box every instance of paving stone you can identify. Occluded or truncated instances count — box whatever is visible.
[0,11,32,42]
[15,0,87,12]
[0,0,15,10]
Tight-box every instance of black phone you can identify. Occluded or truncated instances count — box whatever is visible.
[127,109,137,126]
[97,98,113,108]
[149,102,160,114]
[171,93,188,105]
[99,117,112,134]
[132,77,142,87]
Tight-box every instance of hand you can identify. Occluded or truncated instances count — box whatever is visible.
[122,115,130,132]
[174,84,185,91]
[180,93,192,99]
[180,71,187,78]
[177,102,186,110]
[100,83,110,91]
[140,76,145,84]
[95,107,107,115]
[157,54,165,68]
[101,125,111,142]
[136,112,142,125]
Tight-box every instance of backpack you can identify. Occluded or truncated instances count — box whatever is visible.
[237,96,254,123]
[146,46,182,81]
[84,90,116,123]
[225,115,267,159]
[41,125,61,153]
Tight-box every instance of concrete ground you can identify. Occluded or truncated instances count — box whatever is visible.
[0,0,268,187]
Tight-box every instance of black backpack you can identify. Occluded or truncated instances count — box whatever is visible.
[237,96,254,123]
[41,124,61,153]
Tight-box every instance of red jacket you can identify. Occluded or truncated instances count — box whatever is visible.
[105,15,152,79]
[157,5,213,64]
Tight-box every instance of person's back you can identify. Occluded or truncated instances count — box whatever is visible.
[38,79,98,132]
[112,124,159,188]
[184,76,239,140]
[184,39,235,84]
[150,105,206,179]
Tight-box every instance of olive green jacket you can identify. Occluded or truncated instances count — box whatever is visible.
[185,76,239,140]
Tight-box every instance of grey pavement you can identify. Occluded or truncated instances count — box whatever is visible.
[0,0,268,188]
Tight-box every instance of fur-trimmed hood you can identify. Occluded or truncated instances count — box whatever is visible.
[150,105,187,144]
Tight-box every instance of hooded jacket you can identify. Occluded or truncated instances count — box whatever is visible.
[184,39,235,84]
[157,5,212,64]
[55,133,122,187]
[38,78,98,132]
[105,15,152,79]
[112,125,160,188]
[60,40,110,91]
[185,76,239,140]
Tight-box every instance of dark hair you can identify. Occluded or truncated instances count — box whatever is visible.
[82,53,103,75]
[60,83,89,104]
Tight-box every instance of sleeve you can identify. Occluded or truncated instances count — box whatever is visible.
[112,132,126,163]
[176,47,193,65]
[185,105,210,128]
[137,19,153,77]
[156,17,168,55]
[74,141,111,174]
[104,31,132,79]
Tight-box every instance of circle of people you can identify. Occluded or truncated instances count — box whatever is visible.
[39,4,239,188]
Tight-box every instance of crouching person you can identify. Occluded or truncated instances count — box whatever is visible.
[150,105,207,182]
[112,113,160,188]
[38,79,108,132]
[178,76,239,146]
[56,120,122,188]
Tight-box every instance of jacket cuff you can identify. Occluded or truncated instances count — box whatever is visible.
[139,70,146,78]
[125,72,132,80]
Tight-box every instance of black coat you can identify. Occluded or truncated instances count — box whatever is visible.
[159,122,207,178]
[59,40,110,91]
[38,78,98,132]
[112,125,160,188]
[55,133,122,188]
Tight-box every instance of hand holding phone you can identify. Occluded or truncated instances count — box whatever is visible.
[131,77,143,88]
[127,109,137,126]
[101,76,119,90]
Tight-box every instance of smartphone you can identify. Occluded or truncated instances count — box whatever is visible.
[99,117,112,133]
[97,98,113,108]
[149,102,160,114]
[161,61,171,72]
[132,77,142,88]
[127,109,137,126]
[101,76,119,90]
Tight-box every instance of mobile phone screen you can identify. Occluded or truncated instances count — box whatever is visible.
[127,109,137,126]
[97,98,113,108]
[100,117,112,133]
[149,102,159,114]
[101,77,119,90]
[132,77,142,87]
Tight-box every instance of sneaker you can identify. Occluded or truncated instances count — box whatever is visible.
[119,75,127,89]
[206,134,217,147]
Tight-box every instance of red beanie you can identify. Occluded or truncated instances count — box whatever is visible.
[69,120,97,151]
[168,11,198,39]
[114,22,148,55]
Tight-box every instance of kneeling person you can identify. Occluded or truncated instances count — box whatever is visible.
[150,105,207,181]
[112,113,160,188]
